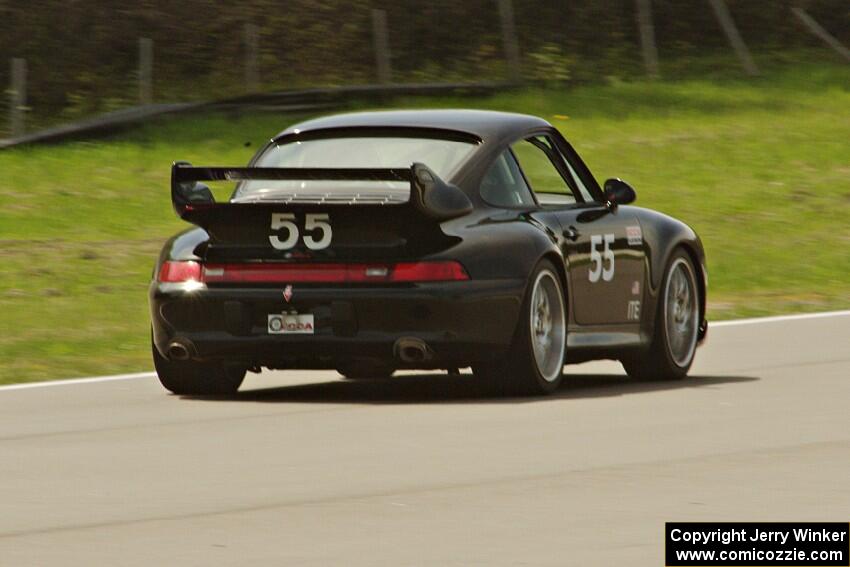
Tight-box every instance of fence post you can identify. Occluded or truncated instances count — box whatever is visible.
[635,0,659,77]
[791,7,850,63]
[9,58,27,137]
[706,0,759,76]
[244,23,260,92]
[139,38,153,105]
[371,9,392,84]
[496,0,521,82]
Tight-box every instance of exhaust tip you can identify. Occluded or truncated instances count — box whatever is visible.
[394,337,432,364]
[167,341,191,361]
[401,346,424,362]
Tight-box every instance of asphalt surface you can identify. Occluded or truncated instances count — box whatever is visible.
[1,313,848,565]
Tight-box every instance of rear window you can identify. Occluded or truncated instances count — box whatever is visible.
[234,136,476,203]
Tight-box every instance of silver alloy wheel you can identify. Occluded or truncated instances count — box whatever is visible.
[529,269,566,383]
[663,257,699,367]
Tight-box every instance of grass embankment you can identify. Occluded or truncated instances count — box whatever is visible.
[1,64,848,384]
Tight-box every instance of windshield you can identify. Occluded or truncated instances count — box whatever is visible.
[234,135,476,203]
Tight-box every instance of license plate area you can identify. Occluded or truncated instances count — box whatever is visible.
[268,313,315,335]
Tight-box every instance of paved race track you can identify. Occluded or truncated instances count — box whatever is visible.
[1,313,849,565]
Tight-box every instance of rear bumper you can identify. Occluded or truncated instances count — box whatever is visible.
[149,279,525,368]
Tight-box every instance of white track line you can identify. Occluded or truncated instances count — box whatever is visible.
[1,310,848,392]
[0,372,155,392]
[710,309,850,327]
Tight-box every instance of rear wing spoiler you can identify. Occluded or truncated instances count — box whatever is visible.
[172,165,413,184]
[170,162,471,222]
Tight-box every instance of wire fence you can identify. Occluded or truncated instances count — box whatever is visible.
[2,0,849,140]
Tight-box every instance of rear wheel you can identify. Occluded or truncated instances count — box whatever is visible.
[622,249,699,381]
[473,260,566,395]
[152,340,246,395]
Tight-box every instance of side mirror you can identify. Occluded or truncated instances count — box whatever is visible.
[603,178,636,207]
[171,161,215,217]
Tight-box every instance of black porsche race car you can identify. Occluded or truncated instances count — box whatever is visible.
[150,109,707,396]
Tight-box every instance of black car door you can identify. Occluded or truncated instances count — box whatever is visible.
[511,134,646,326]
[561,205,645,325]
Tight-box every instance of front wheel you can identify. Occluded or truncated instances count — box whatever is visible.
[622,249,700,381]
[152,340,246,395]
[473,260,566,395]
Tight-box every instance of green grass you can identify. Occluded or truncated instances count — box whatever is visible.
[1,63,848,384]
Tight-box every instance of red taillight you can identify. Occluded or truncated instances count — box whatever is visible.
[203,263,348,283]
[199,261,469,284]
[158,261,202,283]
[389,262,469,282]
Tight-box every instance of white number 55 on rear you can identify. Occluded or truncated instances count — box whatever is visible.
[269,213,332,251]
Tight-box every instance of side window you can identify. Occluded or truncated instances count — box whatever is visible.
[554,145,595,203]
[480,151,536,207]
[510,136,580,205]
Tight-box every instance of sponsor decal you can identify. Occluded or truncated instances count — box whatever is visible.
[632,280,641,295]
[283,285,293,303]
[626,225,643,246]
[268,313,315,335]
[627,300,641,321]
[277,320,313,332]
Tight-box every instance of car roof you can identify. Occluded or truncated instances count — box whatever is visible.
[275,109,552,144]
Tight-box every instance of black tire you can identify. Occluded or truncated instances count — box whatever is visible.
[336,362,395,380]
[473,259,567,395]
[152,340,246,395]
[622,249,700,381]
